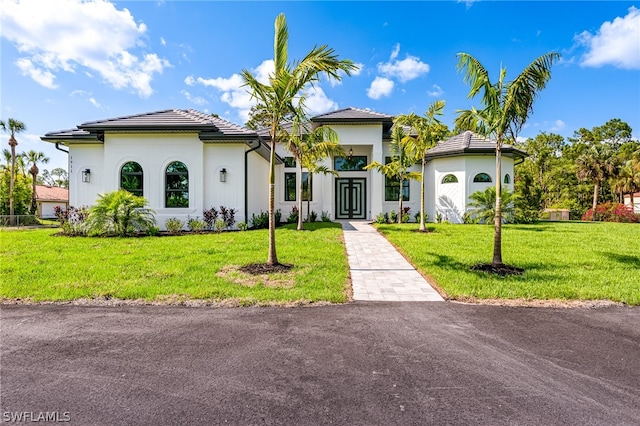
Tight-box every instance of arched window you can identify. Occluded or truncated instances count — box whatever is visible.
[441,174,458,184]
[504,174,511,184]
[120,162,143,197]
[165,161,189,208]
[473,173,492,183]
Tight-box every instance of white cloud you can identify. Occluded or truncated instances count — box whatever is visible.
[329,62,364,87]
[428,84,444,97]
[377,45,429,83]
[367,76,394,99]
[184,75,195,86]
[352,63,364,76]
[576,6,640,69]
[181,90,207,106]
[160,37,166,46]
[302,86,337,115]
[457,0,478,10]
[15,58,58,88]
[0,0,171,97]
[89,97,101,108]
[550,119,566,131]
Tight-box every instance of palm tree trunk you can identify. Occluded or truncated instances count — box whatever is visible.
[591,182,599,221]
[267,136,278,265]
[297,163,303,231]
[398,178,403,224]
[492,142,503,267]
[31,171,37,215]
[419,159,426,232]
[630,192,635,213]
[9,136,17,226]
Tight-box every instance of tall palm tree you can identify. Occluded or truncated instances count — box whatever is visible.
[1,118,27,225]
[575,144,617,221]
[365,126,421,223]
[241,13,356,265]
[455,52,560,267]
[26,150,50,214]
[395,100,448,231]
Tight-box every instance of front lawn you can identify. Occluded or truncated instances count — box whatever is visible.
[376,222,640,305]
[0,223,349,304]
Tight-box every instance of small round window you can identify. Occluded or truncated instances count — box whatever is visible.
[473,173,492,183]
[441,174,458,184]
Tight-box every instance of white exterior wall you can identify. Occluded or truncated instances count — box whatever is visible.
[428,155,516,223]
[247,150,270,223]
[203,143,246,221]
[39,201,68,219]
[69,144,104,207]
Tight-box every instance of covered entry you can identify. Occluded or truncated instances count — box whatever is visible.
[335,178,366,219]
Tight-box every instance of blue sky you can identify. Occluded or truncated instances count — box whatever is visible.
[1,0,639,172]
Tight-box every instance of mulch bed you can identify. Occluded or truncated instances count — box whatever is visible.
[239,263,293,275]
[470,263,525,276]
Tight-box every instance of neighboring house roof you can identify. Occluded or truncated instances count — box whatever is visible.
[312,107,394,133]
[426,131,528,160]
[35,185,68,202]
[41,109,279,163]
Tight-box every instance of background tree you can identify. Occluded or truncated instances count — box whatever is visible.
[0,169,30,216]
[245,104,295,130]
[455,51,560,268]
[365,126,420,223]
[395,100,448,231]
[26,150,49,214]
[575,144,617,221]
[612,160,640,209]
[49,168,69,188]
[241,13,356,266]
[0,118,27,224]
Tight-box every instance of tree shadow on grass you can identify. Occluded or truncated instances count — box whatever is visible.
[601,252,640,268]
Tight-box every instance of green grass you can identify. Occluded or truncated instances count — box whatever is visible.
[0,223,349,304]
[376,222,640,305]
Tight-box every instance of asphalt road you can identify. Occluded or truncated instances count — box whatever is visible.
[1,303,639,425]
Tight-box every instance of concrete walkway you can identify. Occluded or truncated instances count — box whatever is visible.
[341,221,444,302]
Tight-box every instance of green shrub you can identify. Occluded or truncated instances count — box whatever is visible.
[374,212,387,224]
[308,210,318,222]
[187,216,206,233]
[286,206,299,224]
[86,190,156,236]
[214,218,226,233]
[275,209,282,225]
[237,221,248,231]
[165,217,184,234]
[389,210,398,223]
[321,211,332,222]
[414,212,429,223]
[251,211,269,229]
[147,225,160,236]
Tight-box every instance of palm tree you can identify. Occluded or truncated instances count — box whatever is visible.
[365,126,421,223]
[294,124,345,228]
[455,52,560,267]
[86,189,156,237]
[1,118,27,225]
[395,100,448,231]
[576,144,617,221]
[26,150,50,215]
[241,13,356,265]
[468,186,515,224]
[612,159,640,213]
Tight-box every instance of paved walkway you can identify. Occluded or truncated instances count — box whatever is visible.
[341,221,444,302]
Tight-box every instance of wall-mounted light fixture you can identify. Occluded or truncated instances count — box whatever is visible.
[81,169,91,183]
[348,147,353,160]
[220,168,227,182]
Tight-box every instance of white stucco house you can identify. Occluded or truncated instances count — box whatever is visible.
[41,108,526,227]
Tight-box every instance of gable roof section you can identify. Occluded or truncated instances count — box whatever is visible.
[312,107,393,122]
[35,185,68,202]
[426,131,527,160]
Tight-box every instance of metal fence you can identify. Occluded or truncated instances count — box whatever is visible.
[0,215,41,227]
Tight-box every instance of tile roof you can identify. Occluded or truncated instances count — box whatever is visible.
[76,109,256,136]
[426,131,527,159]
[35,185,68,202]
[312,107,393,122]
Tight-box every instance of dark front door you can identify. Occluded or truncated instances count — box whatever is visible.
[335,178,366,219]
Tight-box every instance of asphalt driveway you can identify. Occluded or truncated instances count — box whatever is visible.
[1,303,639,425]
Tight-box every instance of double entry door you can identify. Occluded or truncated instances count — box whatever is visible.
[335,178,366,220]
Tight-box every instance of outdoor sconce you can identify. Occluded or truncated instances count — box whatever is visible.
[348,147,353,160]
[81,169,91,183]
[219,168,227,182]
